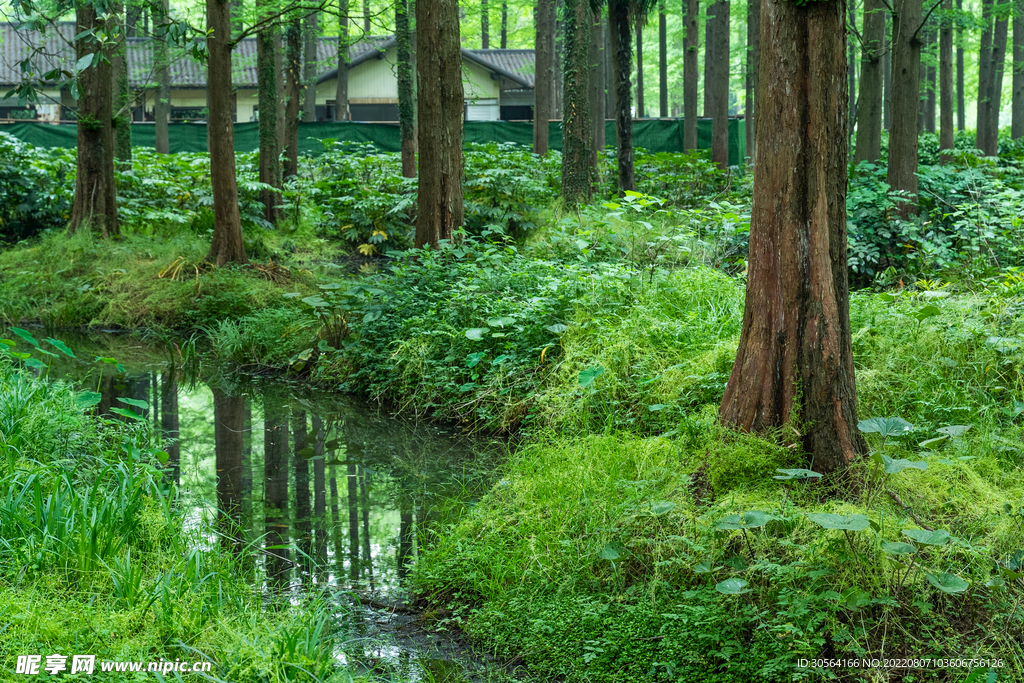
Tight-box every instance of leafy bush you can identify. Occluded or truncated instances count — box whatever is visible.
[0,133,72,244]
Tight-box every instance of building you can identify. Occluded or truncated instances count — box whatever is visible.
[0,22,536,124]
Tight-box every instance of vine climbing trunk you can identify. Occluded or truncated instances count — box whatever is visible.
[257,8,281,222]
[561,0,592,204]
[720,0,866,475]
[397,0,416,177]
[939,0,954,159]
[303,11,319,122]
[609,0,635,191]
[683,0,699,150]
[284,18,302,179]
[113,3,132,170]
[153,0,171,154]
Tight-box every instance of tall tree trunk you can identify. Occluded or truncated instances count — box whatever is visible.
[501,3,508,47]
[746,0,760,159]
[659,7,668,117]
[926,31,937,133]
[887,0,922,216]
[939,0,954,158]
[415,0,464,248]
[721,0,865,475]
[257,15,282,222]
[883,17,891,130]
[284,19,302,180]
[263,395,290,589]
[854,0,883,162]
[336,0,350,120]
[704,1,715,117]
[561,0,592,203]
[206,0,248,265]
[160,369,180,487]
[292,411,311,573]
[636,19,645,117]
[589,12,606,164]
[154,0,171,153]
[303,12,319,122]
[956,0,964,130]
[70,5,118,237]
[363,0,371,33]
[978,0,994,150]
[986,13,1009,153]
[710,0,730,168]
[213,389,244,546]
[684,0,699,150]
[609,0,635,191]
[275,33,286,156]
[397,0,416,177]
[113,3,132,170]
[848,0,856,150]
[554,7,563,119]
[535,0,555,154]
[1014,0,1024,138]
[482,0,489,47]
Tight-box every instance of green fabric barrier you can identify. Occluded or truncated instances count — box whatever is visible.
[0,118,748,164]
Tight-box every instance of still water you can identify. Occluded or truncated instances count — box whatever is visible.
[41,332,508,681]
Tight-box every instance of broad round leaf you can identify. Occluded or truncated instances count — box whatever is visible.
[578,366,605,388]
[806,513,870,531]
[858,417,914,438]
[881,455,928,474]
[465,328,488,341]
[715,578,752,595]
[773,468,823,480]
[881,541,917,555]
[598,541,627,561]
[936,424,972,438]
[715,511,772,530]
[926,572,969,594]
[902,529,951,546]
[650,501,676,516]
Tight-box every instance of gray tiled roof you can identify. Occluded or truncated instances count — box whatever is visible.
[463,49,535,88]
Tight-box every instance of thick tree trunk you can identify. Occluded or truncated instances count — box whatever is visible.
[336,0,350,121]
[561,0,592,204]
[956,0,964,130]
[710,0,730,169]
[887,0,922,216]
[70,5,118,237]
[206,0,248,265]
[978,0,994,151]
[609,0,635,191]
[482,0,489,48]
[684,0,699,150]
[275,33,286,157]
[721,0,865,475]
[939,0,954,158]
[534,0,555,154]
[501,3,508,47]
[303,12,319,122]
[636,19,645,118]
[397,0,416,177]
[113,4,132,170]
[257,16,281,222]
[854,0,883,162]
[589,13,606,163]
[284,19,302,180]
[659,7,668,117]
[1014,1,1024,138]
[746,0,760,159]
[415,0,464,248]
[213,389,244,542]
[154,0,171,154]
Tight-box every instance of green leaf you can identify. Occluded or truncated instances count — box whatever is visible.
[23,358,46,370]
[936,424,971,438]
[74,391,102,411]
[881,455,928,474]
[110,407,146,422]
[858,416,914,438]
[693,561,719,574]
[154,450,170,465]
[465,328,488,341]
[714,578,751,595]
[301,295,327,308]
[95,356,125,373]
[598,541,627,561]
[1002,400,1024,418]
[466,351,485,368]
[118,397,149,411]
[926,572,969,594]
[486,316,516,328]
[10,327,39,348]
[44,338,76,358]
[715,511,772,530]
[881,541,917,555]
[647,404,668,412]
[806,513,870,531]
[919,435,949,450]
[914,304,941,322]
[650,501,676,516]
[546,323,568,334]
[773,468,823,480]
[75,52,94,71]
[902,529,951,546]
[578,366,605,388]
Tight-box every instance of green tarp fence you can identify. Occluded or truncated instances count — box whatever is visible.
[0,118,747,165]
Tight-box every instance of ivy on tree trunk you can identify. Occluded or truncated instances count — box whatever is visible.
[561,0,592,204]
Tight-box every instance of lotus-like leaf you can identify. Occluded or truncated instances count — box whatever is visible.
[806,513,871,531]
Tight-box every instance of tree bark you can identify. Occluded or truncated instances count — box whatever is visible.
[154,0,171,153]
[883,17,891,130]
[721,0,865,475]
[924,28,937,134]
[160,370,180,487]
[854,0,883,162]
[609,0,635,191]
[397,0,416,177]
[956,0,964,130]
[684,0,699,150]
[704,1,715,118]
[501,3,508,47]
[710,0,730,169]
[415,0,464,248]
[213,388,244,544]
[887,0,922,216]
[986,13,1009,153]
[534,0,555,154]
[336,0,350,121]
[848,0,856,150]
[636,19,645,118]
[482,0,490,47]
[285,18,302,180]
[978,0,994,151]
[206,0,248,265]
[303,11,319,122]
[939,0,954,158]
[561,0,592,204]
[113,3,132,170]
[70,4,119,238]
[364,0,371,34]
[746,0,760,160]
[257,14,282,222]
[659,7,668,117]
[589,12,606,164]
[1014,0,1024,138]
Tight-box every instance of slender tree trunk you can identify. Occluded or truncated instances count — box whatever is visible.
[978,0,994,150]
[284,19,302,180]
[263,396,290,589]
[501,3,508,47]
[710,0,730,168]
[746,0,760,159]
[610,0,635,191]
[561,0,592,203]
[883,18,891,130]
[154,0,171,153]
[854,0,883,162]
[684,0,699,150]
[704,1,715,117]
[534,0,555,154]
[887,0,922,216]
[397,0,416,177]
[636,19,645,118]
[721,0,865,475]
[364,0,371,33]
[605,19,615,115]
[70,5,118,237]
[336,0,350,120]
[589,12,606,164]
[956,0,964,130]
[554,8,563,119]
[986,13,1009,152]
[113,3,132,170]
[848,0,857,150]
[926,31,937,133]
[275,34,286,156]
[303,12,319,122]
[415,0,464,248]
[213,389,245,545]
[482,0,489,47]
[206,0,247,265]
[1014,0,1024,138]
[659,7,668,117]
[940,0,954,158]
[257,14,281,222]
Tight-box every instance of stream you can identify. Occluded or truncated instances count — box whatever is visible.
[29,331,516,682]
